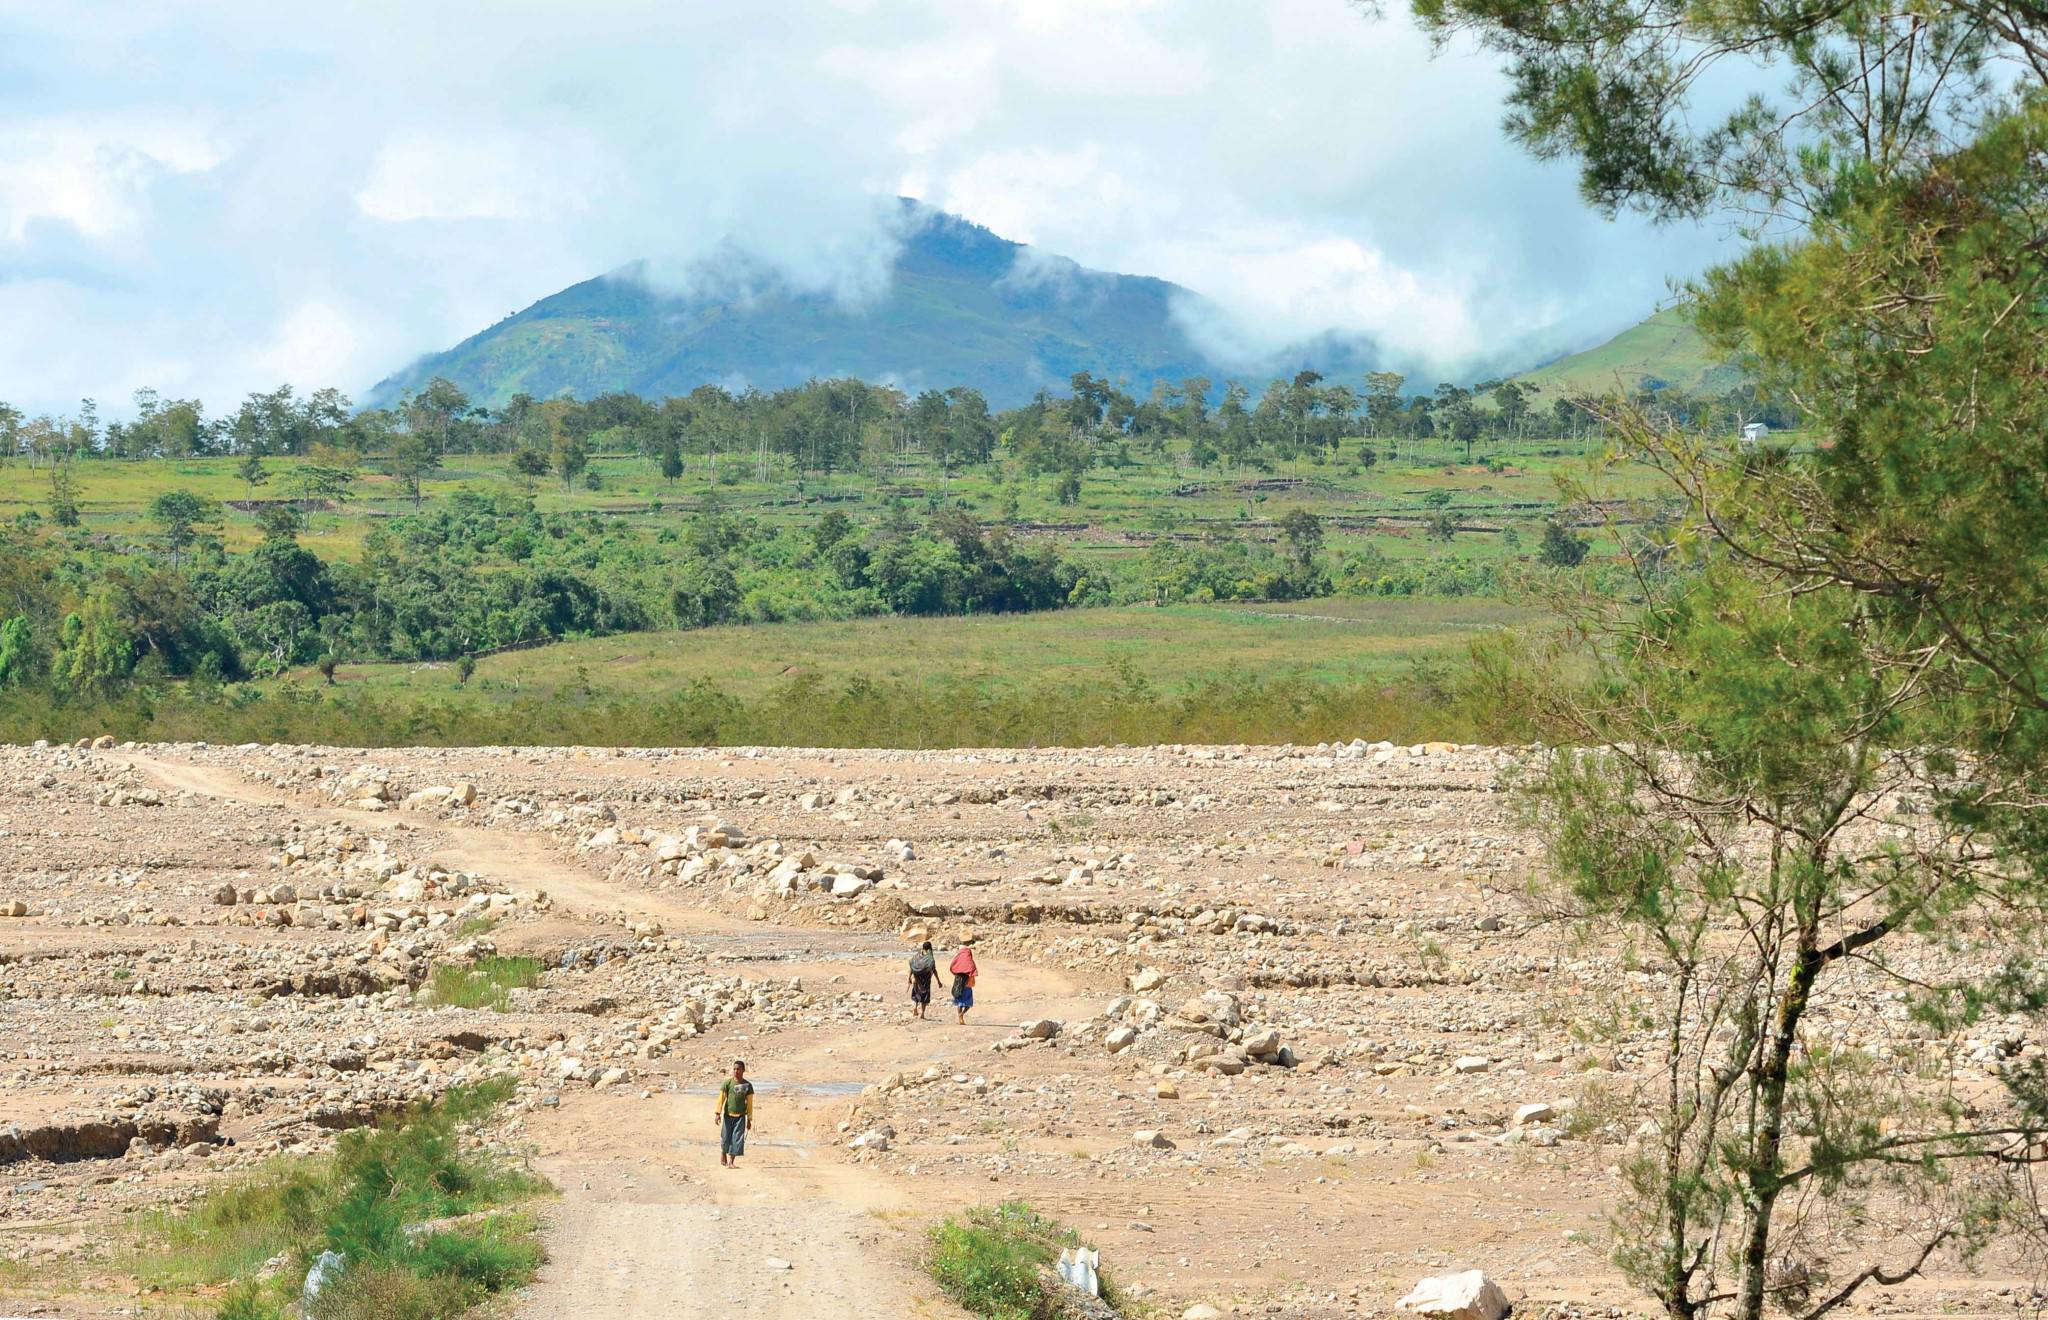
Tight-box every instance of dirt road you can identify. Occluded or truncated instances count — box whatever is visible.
[123,753,1088,1319]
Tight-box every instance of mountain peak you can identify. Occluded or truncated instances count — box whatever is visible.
[369,206,1372,408]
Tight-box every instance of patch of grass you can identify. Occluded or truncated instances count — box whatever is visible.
[426,956,543,1011]
[447,913,501,940]
[927,1200,1122,1319]
[131,1076,547,1320]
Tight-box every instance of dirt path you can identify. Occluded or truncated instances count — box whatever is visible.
[121,753,1086,1319]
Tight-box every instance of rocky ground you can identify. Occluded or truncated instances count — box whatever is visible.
[0,737,2034,1318]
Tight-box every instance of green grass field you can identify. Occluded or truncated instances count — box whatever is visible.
[299,597,1543,703]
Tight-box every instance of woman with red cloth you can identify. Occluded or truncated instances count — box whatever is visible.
[948,938,978,1025]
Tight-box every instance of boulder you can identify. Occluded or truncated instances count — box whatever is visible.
[1396,1270,1510,1320]
[1018,1018,1061,1040]
[1105,1026,1138,1054]
[1241,1028,1283,1059]
[1129,967,1167,993]
[1133,1129,1175,1150]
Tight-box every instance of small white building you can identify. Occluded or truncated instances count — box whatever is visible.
[1739,421,1770,449]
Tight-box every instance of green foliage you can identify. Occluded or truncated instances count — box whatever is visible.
[132,1078,544,1319]
[1485,94,2048,1320]
[0,614,37,688]
[428,956,541,1011]
[148,489,223,564]
[0,650,1553,750]
[1536,517,1588,568]
[48,466,80,527]
[53,594,135,698]
[927,1201,1120,1320]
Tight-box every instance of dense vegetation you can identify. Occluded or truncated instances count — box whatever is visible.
[0,358,1716,731]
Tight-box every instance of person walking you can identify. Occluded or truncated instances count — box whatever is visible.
[908,941,939,1020]
[715,1059,755,1169]
[949,938,979,1025]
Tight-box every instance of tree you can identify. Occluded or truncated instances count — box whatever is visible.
[0,614,37,688]
[1277,508,1325,568]
[1411,0,2042,222]
[552,435,589,490]
[405,377,470,455]
[1413,0,2048,1292]
[383,433,441,508]
[1490,380,1530,439]
[255,503,304,542]
[53,593,135,698]
[511,446,550,482]
[48,465,80,527]
[658,441,684,486]
[1536,516,1588,567]
[147,490,221,567]
[1364,371,1405,440]
[1423,507,1458,542]
[237,453,269,499]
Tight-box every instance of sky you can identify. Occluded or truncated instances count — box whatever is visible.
[0,0,1727,419]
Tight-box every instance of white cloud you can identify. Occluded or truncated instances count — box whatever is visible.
[0,115,221,243]
[0,0,1724,417]
[354,133,549,223]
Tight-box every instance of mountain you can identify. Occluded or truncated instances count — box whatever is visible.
[1514,307,1743,398]
[370,203,1372,410]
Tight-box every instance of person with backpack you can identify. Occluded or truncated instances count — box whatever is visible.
[949,938,979,1025]
[907,940,939,1019]
[714,1059,756,1169]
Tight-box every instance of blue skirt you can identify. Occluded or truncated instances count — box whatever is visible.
[952,976,974,1010]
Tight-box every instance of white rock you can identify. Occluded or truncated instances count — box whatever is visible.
[1133,1129,1175,1150]
[1453,1055,1491,1074]
[1396,1270,1510,1320]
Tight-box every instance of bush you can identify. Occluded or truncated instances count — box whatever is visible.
[131,1078,545,1319]
[927,1200,1120,1319]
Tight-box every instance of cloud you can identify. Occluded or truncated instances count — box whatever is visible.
[0,0,1724,417]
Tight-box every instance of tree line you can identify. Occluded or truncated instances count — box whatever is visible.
[2,362,1787,525]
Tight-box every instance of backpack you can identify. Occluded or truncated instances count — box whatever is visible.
[909,951,935,975]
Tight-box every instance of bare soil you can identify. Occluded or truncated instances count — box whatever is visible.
[0,739,2028,1317]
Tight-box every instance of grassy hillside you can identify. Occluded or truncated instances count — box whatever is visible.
[1518,307,1742,398]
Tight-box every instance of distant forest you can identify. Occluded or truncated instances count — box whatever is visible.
[1,365,1776,496]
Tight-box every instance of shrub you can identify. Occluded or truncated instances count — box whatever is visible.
[926,1200,1120,1319]
[131,1078,545,1319]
